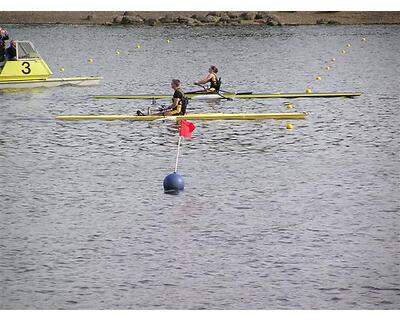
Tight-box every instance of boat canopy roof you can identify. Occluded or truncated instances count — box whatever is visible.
[15,41,41,60]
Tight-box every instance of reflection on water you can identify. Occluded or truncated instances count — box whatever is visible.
[0,24,399,309]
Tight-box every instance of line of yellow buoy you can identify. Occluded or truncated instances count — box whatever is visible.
[58,38,173,72]
[305,37,367,93]
[285,37,367,130]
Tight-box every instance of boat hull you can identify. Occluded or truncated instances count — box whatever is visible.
[56,112,307,122]
[94,92,362,100]
[0,77,102,90]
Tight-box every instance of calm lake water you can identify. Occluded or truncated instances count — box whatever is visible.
[0,24,399,309]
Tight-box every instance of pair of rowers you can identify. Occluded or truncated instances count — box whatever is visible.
[137,65,220,116]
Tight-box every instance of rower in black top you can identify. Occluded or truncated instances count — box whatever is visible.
[137,79,188,116]
[194,65,221,92]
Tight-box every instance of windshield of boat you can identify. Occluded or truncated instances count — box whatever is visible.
[17,42,40,59]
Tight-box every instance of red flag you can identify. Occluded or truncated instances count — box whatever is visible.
[179,120,196,139]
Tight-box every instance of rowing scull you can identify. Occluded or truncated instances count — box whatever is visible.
[94,92,362,100]
[56,112,307,122]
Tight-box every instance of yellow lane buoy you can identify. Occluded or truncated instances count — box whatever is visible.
[136,44,141,49]
[306,88,312,94]
[341,50,346,54]
[116,50,120,55]
[347,43,351,47]
[166,39,171,43]
[325,66,331,70]
[286,123,293,130]
[88,58,93,63]
[331,58,336,62]
[286,103,293,110]
[362,37,367,42]
[59,68,65,72]
[316,76,321,81]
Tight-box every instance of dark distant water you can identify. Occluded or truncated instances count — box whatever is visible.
[0,24,399,309]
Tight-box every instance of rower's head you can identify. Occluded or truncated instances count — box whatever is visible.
[209,65,218,74]
[10,40,16,48]
[171,79,181,90]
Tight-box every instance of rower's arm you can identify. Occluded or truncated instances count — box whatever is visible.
[162,98,180,115]
[170,98,180,108]
[194,74,212,85]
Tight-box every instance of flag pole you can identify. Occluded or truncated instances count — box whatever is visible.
[174,136,182,173]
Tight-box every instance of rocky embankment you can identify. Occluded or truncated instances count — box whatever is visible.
[113,11,282,26]
[1,11,399,26]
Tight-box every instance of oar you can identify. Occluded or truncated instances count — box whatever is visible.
[194,83,233,101]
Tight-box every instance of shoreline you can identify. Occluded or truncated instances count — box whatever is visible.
[1,11,400,26]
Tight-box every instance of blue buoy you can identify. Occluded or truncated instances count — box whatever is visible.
[163,172,184,194]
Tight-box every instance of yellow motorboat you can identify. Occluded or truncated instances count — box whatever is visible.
[0,41,102,90]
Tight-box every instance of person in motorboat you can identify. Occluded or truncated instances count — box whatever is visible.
[193,65,221,93]
[137,79,188,116]
[5,40,17,61]
[0,27,10,62]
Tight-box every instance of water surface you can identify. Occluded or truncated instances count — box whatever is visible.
[0,24,399,309]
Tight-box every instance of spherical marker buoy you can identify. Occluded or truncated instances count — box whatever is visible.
[136,44,141,49]
[341,50,346,54]
[316,76,321,81]
[88,58,93,63]
[331,58,336,62]
[166,39,171,43]
[347,43,351,47]
[286,103,293,109]
[361,37,367,42]
[116,50,120,55]
[59,68,65,72]
[306,88,312,94]
[325,66,331,70]
[163,172,184,194]
[286,123,293,130]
